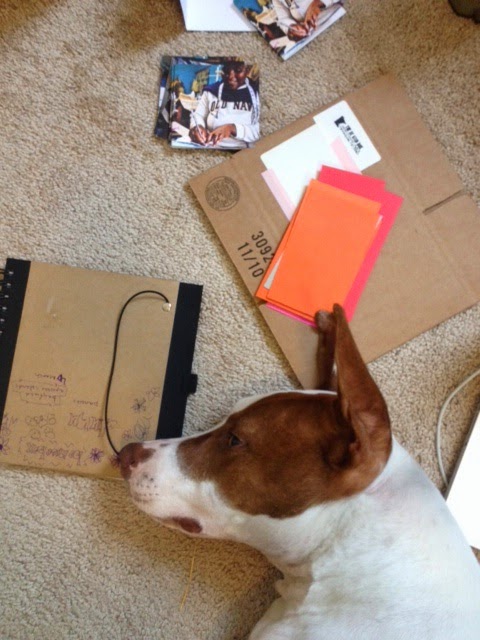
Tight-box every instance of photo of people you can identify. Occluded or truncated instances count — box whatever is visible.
[234,0,346,60]
[154,56,260,151]
[171,58,260,151]
[154,56,215,140]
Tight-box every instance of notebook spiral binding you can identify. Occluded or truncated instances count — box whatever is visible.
[0,267,14,338]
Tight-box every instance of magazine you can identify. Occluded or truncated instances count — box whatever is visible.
[233,0,346,61]
[155,56,261,151]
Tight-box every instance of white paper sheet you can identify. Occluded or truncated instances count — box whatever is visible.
[179,0,255,31]
[446,407,480,550]
[314,101,381,171]
[260,101,381,210]
[260,124,342,208]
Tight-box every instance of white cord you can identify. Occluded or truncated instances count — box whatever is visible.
[436,367,480,488]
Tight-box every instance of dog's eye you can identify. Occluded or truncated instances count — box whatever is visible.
[228,433,243,448]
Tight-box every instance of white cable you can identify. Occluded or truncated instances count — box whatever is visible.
[436,367,480,488]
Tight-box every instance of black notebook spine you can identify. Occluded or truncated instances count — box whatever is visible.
[156,282,203,439]
[0,259,31,428]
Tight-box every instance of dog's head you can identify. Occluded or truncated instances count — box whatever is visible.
[119,305,392,553]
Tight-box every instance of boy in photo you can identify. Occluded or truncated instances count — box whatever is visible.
[188,59,260,150]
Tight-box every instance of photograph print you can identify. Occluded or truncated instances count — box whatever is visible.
[166,57,260,151]
[234,0,346,61]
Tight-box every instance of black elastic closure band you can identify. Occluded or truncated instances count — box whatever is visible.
[103,290,170,457]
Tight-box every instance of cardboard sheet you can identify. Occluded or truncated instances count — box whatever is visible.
[190,74,480,388]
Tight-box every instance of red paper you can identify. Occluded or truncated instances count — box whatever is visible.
[317,167,403,319]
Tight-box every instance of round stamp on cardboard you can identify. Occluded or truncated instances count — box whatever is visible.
[205,177,240,211]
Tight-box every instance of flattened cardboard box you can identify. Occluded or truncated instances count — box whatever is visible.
[190,75,480,388]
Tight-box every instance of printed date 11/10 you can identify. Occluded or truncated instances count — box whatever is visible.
[237,231,275,278]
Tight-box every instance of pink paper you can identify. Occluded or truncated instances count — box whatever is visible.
[318,165,386,196]
[266,303,316,327]
[330,138,361,174]
[317,167,403,320]
[261,169,296,220]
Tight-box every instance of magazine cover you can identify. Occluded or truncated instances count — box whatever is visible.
[234,0,346,61]
[167,57,260,151]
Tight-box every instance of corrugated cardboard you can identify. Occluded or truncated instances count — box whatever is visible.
[189,74,480,388]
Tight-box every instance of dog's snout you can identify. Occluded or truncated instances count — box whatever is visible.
[118,442,154,479]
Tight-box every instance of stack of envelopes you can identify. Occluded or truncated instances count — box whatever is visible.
[256,167,403,323]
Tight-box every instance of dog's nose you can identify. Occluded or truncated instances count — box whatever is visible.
[118,442,154,479]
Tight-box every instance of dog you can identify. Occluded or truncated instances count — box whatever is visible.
[119,304,480,639]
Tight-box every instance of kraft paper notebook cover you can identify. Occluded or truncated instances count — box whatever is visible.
[189,74,480,389]
[0,259,202,479]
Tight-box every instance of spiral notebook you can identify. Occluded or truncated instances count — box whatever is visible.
[0,258,203,479]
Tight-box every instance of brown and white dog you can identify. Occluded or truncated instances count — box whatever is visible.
[119,305,480,639]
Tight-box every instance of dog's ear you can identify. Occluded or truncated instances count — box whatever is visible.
[315,304,391,471]
[315,309,337,391]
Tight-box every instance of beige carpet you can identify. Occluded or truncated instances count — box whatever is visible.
[1,1,479,638]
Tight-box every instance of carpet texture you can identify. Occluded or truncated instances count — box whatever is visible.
[1,1,479,638]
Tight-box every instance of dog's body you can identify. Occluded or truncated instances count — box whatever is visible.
[119,306,480,639]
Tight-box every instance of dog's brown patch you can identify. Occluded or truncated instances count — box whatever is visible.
[178,392,390,518]
[118,442,155,480]
[171,517,203,534]
[178,305,392,519]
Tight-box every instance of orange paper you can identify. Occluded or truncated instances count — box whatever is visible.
[261,180,381,320]
[256,206,300,302]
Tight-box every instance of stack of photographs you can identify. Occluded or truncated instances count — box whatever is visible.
[155,56,260,151]
[233,0,346,61]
